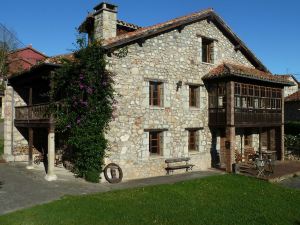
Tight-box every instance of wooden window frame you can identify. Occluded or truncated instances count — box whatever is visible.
[188,130,200,152]
[149,131,163,155]
[149,81,163,107]
[189,85,200,108]
[202,38,214,64]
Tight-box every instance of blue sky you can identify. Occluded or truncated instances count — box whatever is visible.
[1,0,299,77]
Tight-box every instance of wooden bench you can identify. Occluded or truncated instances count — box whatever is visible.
[165,157,194,175]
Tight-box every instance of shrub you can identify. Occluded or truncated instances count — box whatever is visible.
[50,38,115,182]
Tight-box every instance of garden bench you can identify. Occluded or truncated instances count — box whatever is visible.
[165,157,194,175]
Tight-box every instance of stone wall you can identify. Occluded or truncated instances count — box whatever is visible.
[94,9,117,40]
[105,19,255,179]
[284,76,298,97]
[3,85,28,161]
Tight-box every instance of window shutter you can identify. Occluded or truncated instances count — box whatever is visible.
[209,42,214,63]
[149,83,153,106]
[159,132,164,155]
[195,131,199,151]
[159,83,164,107]
[196,87,200,108]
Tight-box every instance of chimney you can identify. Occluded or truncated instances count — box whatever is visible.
[93,2,118,40]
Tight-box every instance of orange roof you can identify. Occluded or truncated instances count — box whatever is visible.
[43,53,74,64]
[102,8,213,47]
[203,63,293,85]
[285,90,300,102]
[100,8,268,72]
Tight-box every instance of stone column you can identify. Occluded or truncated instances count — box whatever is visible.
[45,125,57,181]
[225,81,235,172]
[26,128,34,169]
[3,86,14,161]
[225,126,235,172]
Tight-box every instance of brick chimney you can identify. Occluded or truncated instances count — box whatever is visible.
[93,2,118,40]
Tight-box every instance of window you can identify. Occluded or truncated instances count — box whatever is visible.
[202,38,214,63]
[188,130,199,152]
[189,85,200,107]
[149,81,163,106]
[149,131,163,155]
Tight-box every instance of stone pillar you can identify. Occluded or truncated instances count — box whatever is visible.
[225,81,235,172]
[3,86,14,161]
[26,128,34,169]
[225,126,235,172]
[44,125,57,181]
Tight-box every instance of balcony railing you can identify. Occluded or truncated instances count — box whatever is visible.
[15,103,50,121]
[234,108,282,126]
[209,108,282,127]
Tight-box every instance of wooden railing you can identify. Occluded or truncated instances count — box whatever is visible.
[234,109,281,126]
[15,103,50,121]
[209,108,282,127]
[209,108,226,126]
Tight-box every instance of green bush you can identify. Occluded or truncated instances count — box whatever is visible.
[85,169,100,183]
[50,38,116,182]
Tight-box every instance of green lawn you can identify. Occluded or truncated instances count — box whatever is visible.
[0,175,299,225]
[0,138,3,156]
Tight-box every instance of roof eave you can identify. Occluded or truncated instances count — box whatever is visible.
[202,72,294,86]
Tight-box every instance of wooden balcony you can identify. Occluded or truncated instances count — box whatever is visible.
[209,108,226,127]
[15,103,52,127]
[209,108,282,127]
[234,109,282,127]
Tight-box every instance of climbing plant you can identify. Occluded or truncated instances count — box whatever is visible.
[50,38,115,182]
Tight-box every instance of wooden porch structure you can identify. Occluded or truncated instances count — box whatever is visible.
[203,63,294,172]
[9,63,60,181]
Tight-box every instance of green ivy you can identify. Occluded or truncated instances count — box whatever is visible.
[50,39,115,182]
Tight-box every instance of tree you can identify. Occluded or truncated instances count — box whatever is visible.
[0,23,24,79]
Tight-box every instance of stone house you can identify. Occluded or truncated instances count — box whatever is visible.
[285,90,300,122]
[4,2,293,181]
[1,46,46,118]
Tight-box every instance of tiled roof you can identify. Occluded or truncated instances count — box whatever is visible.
[285,90,300,102]
[43,53,74,64]
[102,8,213,48]
[101,8,268,72]
[203,63,293,85]
[117,20,141,30]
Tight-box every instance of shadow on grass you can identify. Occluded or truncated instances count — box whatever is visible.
[0,181,3,189]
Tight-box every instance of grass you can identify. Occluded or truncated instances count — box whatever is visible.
[0,138,3,157]
[0,175,299,225]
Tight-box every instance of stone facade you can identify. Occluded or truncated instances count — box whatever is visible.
[283,76,299,97]
[104,19,257,179]
[94,4,117,40]
[3,86,29,161]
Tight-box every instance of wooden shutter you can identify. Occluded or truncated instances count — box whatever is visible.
[159,132,164,155]
[159,83,164,107]
[195,131,199,151]
[196,87,200,108]
[209,42,214,63]
[149,83,153,106]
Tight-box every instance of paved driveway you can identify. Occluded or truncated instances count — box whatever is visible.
[280,176,300,189]
[0,163,222,215]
